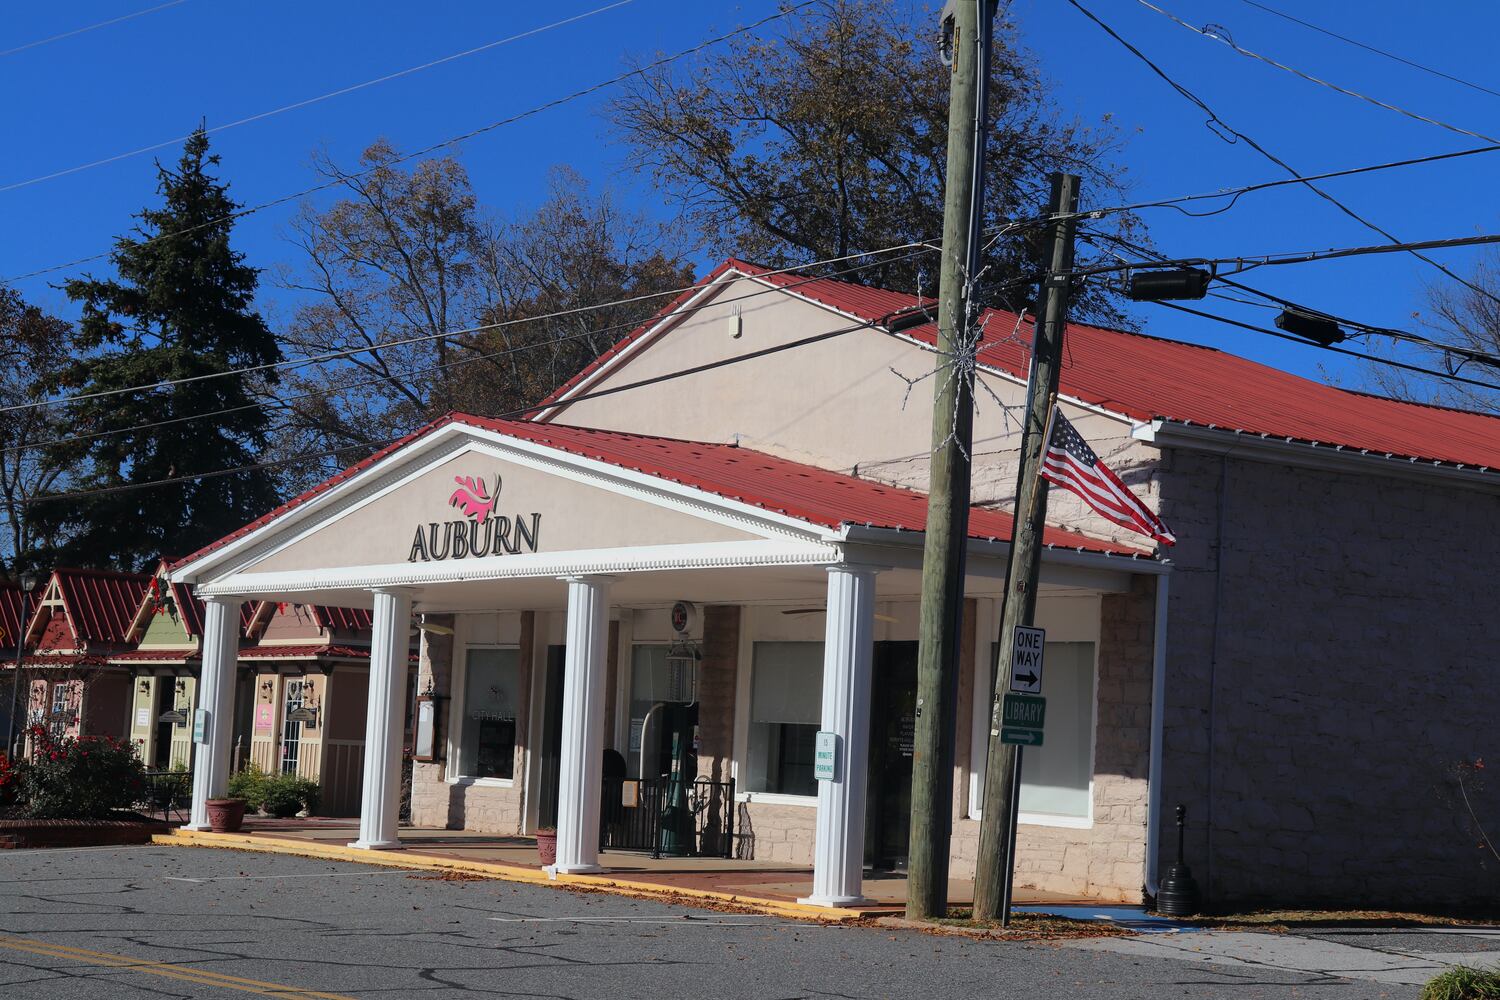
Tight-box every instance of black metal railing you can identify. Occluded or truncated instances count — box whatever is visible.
[137,770,192,822]
[600,776,735,859]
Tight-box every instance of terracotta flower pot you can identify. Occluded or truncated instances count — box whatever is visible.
[535,829,557,867]
[205,798,246,834]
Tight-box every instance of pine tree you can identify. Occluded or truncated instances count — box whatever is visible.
[36,129,281,569]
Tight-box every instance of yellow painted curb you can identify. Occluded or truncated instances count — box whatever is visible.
[151,830,873,922]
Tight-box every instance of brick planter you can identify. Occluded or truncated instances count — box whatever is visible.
[0,817,170,850]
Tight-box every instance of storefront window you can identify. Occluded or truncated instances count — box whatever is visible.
[746,642,823,797]
[974,641,1096,821]
[627,645,671,778]
[455,647,520,780]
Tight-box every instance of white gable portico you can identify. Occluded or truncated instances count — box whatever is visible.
[172,414,1156,904]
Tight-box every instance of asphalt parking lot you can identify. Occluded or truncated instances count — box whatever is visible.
[0,844,1475,998]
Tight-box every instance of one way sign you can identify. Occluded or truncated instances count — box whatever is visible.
[1009,625,1045,694]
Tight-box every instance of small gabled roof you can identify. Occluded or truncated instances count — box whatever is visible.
[174,415,1148,570]
[32,568,151,646]
[540,258,1500,473]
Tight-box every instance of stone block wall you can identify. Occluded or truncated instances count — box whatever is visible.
[1157,449,1500,908]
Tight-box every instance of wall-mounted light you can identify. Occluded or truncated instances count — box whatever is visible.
[138,680,150,695]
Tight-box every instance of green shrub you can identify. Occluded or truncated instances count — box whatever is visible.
[20,726,146,819]
[258,772,320,818]
[227,765,267,810]
[1423,966,1500,1000]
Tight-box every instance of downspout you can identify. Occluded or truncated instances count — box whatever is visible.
[1144,570,1170,898]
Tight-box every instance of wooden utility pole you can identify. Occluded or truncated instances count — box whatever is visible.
[907,0,998,920]
[972,172,1082,924]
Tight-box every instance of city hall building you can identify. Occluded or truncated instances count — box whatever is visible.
[170,259,1500,908]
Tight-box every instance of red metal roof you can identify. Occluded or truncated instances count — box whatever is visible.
[313,606,374,632]
[462,419,1146,555]
[0,584,38,649]
[108,649,198,664]
[237,644,371,660]
[174,412,1146,570]
[52,569,151,645]
[544,259,1500,472]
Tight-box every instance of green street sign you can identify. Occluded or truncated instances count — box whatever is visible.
[1001,727,1044,746]
[1002,693,1046,730]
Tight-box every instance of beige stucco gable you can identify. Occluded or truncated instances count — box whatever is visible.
[240,447,768,577]
[541,273,1161,547]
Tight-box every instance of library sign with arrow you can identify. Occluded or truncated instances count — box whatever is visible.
[1001,625,1047,746]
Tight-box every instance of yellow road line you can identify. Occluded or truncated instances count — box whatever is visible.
[0,935,358,999]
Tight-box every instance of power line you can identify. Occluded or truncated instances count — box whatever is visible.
[1086,230,1500,373]
[1152,300,1500,396]
[1066,0,1500,308]
[1235,0,1500,102]
[0,1,635,193]
[1,245,941,457]
[1068,230,1500,278]
[1133,0,1500,145]
[0,2,818,285]
[1065,142,1500,223]
[0,235,933,418]
[0,0,190,59]
[23,300,940,507]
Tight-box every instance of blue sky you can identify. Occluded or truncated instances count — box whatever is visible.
[2,0,1496,392]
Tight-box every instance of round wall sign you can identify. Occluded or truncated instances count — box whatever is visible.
[670,601,697,636]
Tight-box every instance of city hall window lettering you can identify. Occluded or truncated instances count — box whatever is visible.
[407,513,541,563]
[746,642,823,797]
[455,647,520,781]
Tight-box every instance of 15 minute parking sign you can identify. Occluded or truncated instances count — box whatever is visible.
[1009,625,1045,694]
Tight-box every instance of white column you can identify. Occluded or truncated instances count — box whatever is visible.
[551,575,612,874]
[801,564,878,907]
[350,588,412,850]
[185,596,242,830]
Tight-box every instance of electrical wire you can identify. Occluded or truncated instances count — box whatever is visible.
[0,1,635,193]
[0,0,190,58]
[1235,0,1500,102]
[1066,230,1500,278]
[0,2,818,285]
[21,299,944,506]
[0,235,935,418]
[1066,0,1500,308]
[1063,142,1500,223]
[1,245,942,458]
[1085,229,1500,372]
[1152,300,1500,395]
[1134,0,1500,145]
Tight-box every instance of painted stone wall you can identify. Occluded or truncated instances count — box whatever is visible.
[1157,449,1500,907]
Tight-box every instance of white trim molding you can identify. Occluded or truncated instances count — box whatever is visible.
[1136,417,1500,493]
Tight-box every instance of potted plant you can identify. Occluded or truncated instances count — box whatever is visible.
[205,797,246,833]
[535,826,557,866]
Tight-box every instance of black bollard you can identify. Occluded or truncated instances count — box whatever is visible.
[1155,804,1202,916]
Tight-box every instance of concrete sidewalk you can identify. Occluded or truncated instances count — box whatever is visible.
[1069,925,1500,988]
[155,817,1094,920]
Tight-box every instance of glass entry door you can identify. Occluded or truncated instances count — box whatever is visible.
[865,641,918,870]
[535,646,566,829]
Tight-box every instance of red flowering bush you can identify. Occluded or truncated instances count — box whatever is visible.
[18,725,147,819]
[0,751,20,810]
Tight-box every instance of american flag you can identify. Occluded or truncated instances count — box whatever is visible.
[1040,411,1176,546]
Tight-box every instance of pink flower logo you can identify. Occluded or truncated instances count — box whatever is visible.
[448,474,501,524]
